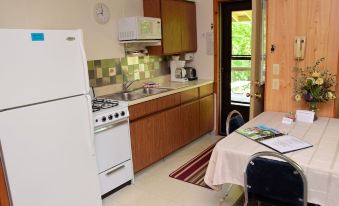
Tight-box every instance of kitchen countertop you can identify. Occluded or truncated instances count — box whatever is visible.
[99,79,214,106]
[128,79,214,106]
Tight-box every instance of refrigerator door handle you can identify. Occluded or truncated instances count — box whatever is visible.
[85,94,96,156]
[78,30,90,94]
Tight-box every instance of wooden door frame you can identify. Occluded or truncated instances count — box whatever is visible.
[213,0,268,134]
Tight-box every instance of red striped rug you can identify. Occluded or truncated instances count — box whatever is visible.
[169,143,216,189]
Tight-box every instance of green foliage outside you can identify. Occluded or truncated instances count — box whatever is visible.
[231,21,252,82]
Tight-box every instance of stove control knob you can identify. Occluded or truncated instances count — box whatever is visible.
[114,113,119,118]
[102,116,107,122]
[108,115,113,120]
[121,111,125,116]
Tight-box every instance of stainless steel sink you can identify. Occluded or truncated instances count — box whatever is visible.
[137,87,171,95]
[106,87,172,101]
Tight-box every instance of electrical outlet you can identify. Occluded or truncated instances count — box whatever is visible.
[272,79,279,90]
[273,64,280,75]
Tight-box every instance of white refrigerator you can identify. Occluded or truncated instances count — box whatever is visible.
[0,29,102,206]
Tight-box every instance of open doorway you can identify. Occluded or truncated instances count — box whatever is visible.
[218,0,266,135]
[219,1,252,135]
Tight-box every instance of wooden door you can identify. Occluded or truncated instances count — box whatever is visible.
[181,100,200,144]
[181,1,197,52]
[161,0,182,54]
[199,94,214,136]
[249,0,265,119]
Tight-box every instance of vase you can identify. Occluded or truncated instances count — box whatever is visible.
[309,102,318,121]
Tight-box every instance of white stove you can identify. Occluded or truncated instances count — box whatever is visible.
[91,97,134,197]
[92,98,129,128]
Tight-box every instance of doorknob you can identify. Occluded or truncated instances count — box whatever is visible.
[252,81,261,86]
[246,93,262,99]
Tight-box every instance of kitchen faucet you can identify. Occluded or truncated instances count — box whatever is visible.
[122,80,138,92]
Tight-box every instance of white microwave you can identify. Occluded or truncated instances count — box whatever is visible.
[118,16,162,41]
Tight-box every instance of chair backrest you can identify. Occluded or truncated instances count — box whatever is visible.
[244,151,307,206]
[226,110,245,135]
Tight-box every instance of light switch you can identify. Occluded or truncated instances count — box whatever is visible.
[272,79,279,90]
[273,64,280,75]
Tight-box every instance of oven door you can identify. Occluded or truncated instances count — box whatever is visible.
[94,118,131,174]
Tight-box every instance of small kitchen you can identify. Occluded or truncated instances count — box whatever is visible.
[0,0,216,206]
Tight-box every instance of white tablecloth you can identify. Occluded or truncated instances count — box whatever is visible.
[204,112,339,206]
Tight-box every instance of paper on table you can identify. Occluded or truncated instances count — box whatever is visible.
[261,135,312,153]
[296,110,314,123]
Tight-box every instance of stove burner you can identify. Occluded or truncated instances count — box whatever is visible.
[92,98,119,112]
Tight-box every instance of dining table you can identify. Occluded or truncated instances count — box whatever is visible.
[204,111,339,206]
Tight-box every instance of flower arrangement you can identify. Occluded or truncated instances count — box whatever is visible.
[294,58,336,112]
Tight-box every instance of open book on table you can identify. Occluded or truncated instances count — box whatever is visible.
[236,125,313,154]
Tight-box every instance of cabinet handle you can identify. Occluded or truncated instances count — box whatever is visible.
[105,165,125,176]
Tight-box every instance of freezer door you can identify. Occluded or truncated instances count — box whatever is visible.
[0,95,102,206]
[0,29,90,110]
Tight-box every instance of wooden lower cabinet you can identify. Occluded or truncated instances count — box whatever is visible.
[130,106,182,173]
[155,107,182,156]
[130,115,158,172]
[181,100,200,145]
[130,85,214,173]
[199,94,214,136]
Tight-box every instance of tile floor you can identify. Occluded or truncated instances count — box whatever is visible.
[102,134,244,206]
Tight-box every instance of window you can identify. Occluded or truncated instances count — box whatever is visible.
[231,10,252,104]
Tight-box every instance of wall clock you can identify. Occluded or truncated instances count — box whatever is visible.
[94,3,111,24]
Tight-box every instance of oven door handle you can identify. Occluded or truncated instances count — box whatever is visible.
[94,118,129,134]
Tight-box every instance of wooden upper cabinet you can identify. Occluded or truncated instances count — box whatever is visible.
[181,1,197,53]
[143,0,197,55]
[161,0,183,54]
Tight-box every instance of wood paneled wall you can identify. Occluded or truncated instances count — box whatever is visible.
[265,0,339,117]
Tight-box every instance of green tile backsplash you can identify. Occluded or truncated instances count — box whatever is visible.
[88,56,169,87]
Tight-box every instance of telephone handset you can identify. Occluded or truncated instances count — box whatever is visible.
[294,36,306,60]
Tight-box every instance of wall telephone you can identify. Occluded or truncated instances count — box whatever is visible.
[294,36,306,60]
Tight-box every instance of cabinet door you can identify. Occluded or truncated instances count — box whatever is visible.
[181,1,197,52]
[161,0,182,54]
[199,94,214,136]
[154,107,182,156]
[181,100,200,144]
[130,116,161,173]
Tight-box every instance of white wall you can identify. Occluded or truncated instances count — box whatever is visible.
[188,0,214,80]
[0,0,143,60]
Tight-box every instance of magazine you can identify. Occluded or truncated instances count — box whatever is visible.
[236,124,312,153]
[236,124,284,141]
